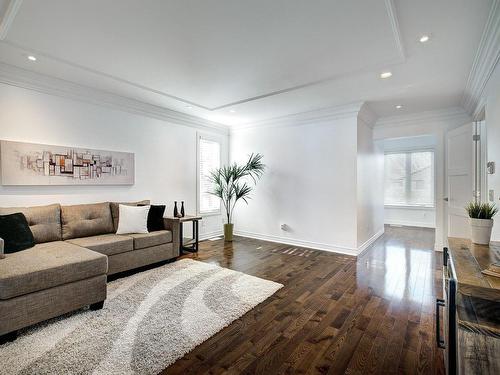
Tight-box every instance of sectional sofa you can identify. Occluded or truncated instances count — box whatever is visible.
[0,201,180,344]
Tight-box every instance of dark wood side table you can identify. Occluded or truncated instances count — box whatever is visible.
[165,215,202,254]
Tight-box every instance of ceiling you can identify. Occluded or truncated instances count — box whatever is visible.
[0,0,494,126]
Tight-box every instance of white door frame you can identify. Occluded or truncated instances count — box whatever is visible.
[446,123,474,239]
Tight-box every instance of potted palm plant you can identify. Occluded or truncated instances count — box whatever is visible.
[465,201,498,245]
[209,153,265,241]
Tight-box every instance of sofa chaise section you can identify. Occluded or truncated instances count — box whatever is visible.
[0,241,107,300]
[0,204,108,342]
[0,200,180,343]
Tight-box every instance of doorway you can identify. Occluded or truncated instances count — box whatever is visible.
[445,121,485,239]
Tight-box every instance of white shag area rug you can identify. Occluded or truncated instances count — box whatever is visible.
[0,259,283,375]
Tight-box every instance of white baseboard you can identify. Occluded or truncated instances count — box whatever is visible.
[199,230,223,241]
[357,229,385,256]
[384,219,435,229]
[234,230,365,256]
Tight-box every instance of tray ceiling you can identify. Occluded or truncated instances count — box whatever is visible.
[0,0,494,125]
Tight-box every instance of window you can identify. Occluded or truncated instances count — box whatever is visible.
[384,150,434,207]
[198,136,221,214]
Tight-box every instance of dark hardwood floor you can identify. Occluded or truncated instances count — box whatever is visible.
[163,225,445,374]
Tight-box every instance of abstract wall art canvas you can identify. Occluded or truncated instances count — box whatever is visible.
[0,140,135,185]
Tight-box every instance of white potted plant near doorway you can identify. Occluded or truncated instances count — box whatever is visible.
[208,153,265,242]
[465,201,498,245]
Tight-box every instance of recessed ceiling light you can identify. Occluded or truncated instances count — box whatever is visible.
[229,109,236,113]
[396,105,403,109]
[419,35,430,43]
[27,55,37,61]
[380,71,392,79]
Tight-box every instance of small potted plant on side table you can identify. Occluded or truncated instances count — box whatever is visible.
[465,201,498,245]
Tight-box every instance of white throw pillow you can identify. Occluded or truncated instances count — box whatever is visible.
[116,204,150,234]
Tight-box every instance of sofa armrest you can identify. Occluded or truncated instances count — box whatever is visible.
[163,218,180,256]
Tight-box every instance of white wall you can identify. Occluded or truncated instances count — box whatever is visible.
[0,83,229,238]
[230,114,360,254]
[374,109,472,250]
[356,109,384,251]
[381,135,437,228]
[230,105,385,256]
[484,62,500,241]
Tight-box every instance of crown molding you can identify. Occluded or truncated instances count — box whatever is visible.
[231,102,364,132]
[2,39,210,109]
[218,0,405,111]
[0,0,22,40]
[375,107,471,129]
[473,95,487,121]
[0,0,406,112]
[357,103,378,128]
[0,62,229,135]
[385,0,406,62]
[2,37,404,113]
[462,0,500,116]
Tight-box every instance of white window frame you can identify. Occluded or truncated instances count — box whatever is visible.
[384,148,436,209]
[197,132,222,216]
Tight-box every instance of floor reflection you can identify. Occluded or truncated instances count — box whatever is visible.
[357,225,437,307]
[196,240,235,269]
[172,226,444,373]
[222,244,234,268]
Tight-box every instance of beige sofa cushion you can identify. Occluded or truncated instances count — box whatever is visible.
[110,200,150,232]
[66,233,133,256]
[0,204,61,244]
[108,243,175,275]
[128,230,172,250]
[0,241,107,300]
[61,202,114,240]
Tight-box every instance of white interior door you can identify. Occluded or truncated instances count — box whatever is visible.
[446,123,474,238]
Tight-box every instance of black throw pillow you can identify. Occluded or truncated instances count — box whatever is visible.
[0,213,35,253]
[139,204,166,232]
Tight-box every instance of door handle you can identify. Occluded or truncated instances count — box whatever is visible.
[443,197,449,202]
[436,298,446,349]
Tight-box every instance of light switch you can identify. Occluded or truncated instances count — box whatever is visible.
[487,161,495,174]
[489,189,495,202]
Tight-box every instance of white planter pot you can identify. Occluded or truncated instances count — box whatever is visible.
[470,218,494,245]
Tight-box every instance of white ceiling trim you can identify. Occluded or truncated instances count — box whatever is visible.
[0,61,230,135]
[375,107,471,129]
[385,0,406,62]
[473,95,487,120]
[1,38,404,112]
[462,0,500,117]
[358,103,378,128]
[0,0,406,112]
[230,102,364,132]
[0,0,22,40]
[215,0,406,111]
[1,39,207,108]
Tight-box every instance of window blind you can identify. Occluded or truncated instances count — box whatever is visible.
[199,138,221,213]
[384,151,434,207]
